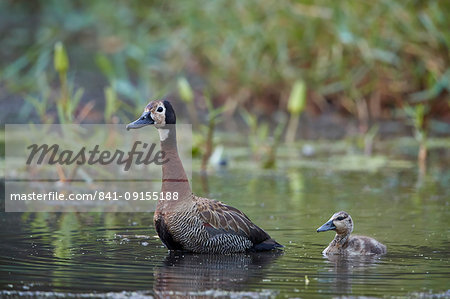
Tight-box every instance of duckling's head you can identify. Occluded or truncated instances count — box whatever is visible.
[317,211,353,235]
[126,100,176,131]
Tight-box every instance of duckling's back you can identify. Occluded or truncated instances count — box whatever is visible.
[347,235,387,255]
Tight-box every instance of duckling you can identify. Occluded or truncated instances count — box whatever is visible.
[317,211,386,255]
[126,100,282,253]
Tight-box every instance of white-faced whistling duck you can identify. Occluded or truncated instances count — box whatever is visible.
[127,100,283,254]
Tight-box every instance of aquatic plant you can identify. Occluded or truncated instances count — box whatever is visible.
[285,80,306,143]
[200,93,226,173]
[404,104,429,177]
[177,77,199,129]
[240,108,287,168]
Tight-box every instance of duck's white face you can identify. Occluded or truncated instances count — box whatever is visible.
[145,100,167,128]
[126,100,177,132]
[317,211,353,235]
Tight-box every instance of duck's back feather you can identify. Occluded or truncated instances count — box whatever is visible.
[196,197,283,252]
[196,197,271,246]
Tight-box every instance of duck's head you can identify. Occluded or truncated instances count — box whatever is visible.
[317,211,353,235]
[126,100,176,131]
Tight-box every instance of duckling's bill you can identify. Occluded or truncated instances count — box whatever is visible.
[126,111,154,130]
[317,219,336,232]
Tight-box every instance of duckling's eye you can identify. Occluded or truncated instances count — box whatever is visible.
[336,216,345,221]
[157,107,163,113]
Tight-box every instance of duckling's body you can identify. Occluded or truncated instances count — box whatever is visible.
[322,234,386,255]
[127,100,282,254]
[317,211,386,255]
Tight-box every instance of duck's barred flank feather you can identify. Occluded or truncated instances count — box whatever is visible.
[154,216,184,250]
[156,195,282,254]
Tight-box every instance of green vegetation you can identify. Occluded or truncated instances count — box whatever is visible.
[1,1,448,122]
[0,4,448,296]
[0,1,448,171]
[286,80,306,143]
[404,104,429,178]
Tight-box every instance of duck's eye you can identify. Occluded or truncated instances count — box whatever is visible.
[157,107,163,113]
[336,216,345,221]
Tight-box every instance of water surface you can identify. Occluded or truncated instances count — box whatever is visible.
[1,164,449,298]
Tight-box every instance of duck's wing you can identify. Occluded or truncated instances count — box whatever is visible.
[195,197,271,245]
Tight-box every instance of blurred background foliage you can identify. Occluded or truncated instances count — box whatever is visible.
[0,0,448,137]
[0,2,449,295]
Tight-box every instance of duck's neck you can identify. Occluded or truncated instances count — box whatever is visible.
[332,233,350,248]
[158,127,192,202]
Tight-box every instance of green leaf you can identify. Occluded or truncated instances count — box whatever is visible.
[177,77,194,103]
[96,54,114,79]
[288,80,306,115]
[104,86,118,120]
[54,42,69,73]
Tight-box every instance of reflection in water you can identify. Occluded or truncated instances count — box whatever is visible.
[154,251,282,298]
[321,254,383,294]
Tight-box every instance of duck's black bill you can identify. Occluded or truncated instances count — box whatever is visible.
[317,220,336,232]
[126,111,154,130]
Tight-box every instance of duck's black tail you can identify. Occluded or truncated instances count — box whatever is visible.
[250,238,284,252]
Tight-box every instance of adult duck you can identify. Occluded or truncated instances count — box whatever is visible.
[127,100,282,253]
[317,211,386,255]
